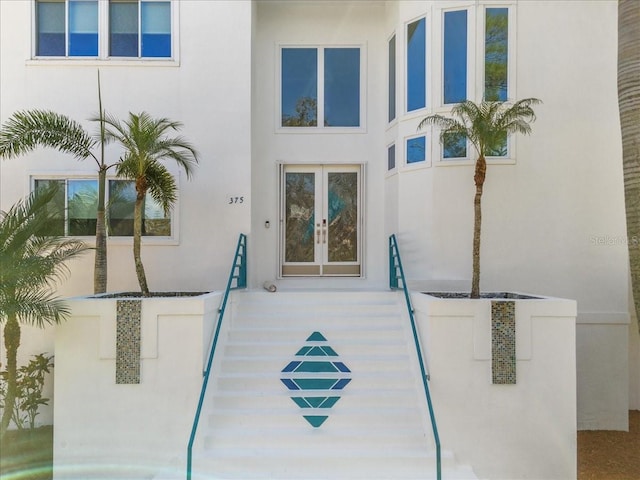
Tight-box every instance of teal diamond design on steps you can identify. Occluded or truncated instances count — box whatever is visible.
[280,331,351,428]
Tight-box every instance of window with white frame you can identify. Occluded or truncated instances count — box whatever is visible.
[443,9,468,105]
[484,7,509,101]
[406,17,426,112]
[281,46,361,128]
[388,34,396,123]
[387,144,396,170]
[33,178,171,237]
[34,0,173,59]
[406,135,427,165]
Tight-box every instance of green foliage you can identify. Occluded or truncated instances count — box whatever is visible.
[0,354,54,430]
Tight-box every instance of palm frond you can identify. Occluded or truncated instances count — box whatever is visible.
[0,110,98,162]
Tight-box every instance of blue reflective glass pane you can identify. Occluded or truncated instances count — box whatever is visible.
[388,144,396,170]
[282,48,317,127]
[444,10,467,104]
[443,133,466,159]
[141,2,171,57]
[325,48,360,127]
[69,1,98,56]
[407,136,426,164]
[110,2,138,57]
[485,8,508,101]
[388,35,396,123]
[407,18,426,111]
[34,180,65,235]
[37,1,65,56]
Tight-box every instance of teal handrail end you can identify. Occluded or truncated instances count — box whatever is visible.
[389,234,441,480]
[187,233,247,480]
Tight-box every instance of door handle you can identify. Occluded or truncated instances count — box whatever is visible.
[322,219,327,244]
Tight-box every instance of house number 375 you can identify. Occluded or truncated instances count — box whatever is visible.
[228,196,244,204]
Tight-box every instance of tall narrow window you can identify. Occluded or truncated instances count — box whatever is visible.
[110,1,138,56]
[388,144,396,170]
[324,48,360,127]
[141,1,171,57]
[407,17,426,112]
[485,8,508,101]
[388,35,396,123]
[443,10,467,104]
[34,179,65,235]
[281,48,318,127]
[69,0,99,56]
[37,1,65,56]
[281,47,361,128]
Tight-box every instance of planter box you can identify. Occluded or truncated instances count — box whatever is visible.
[52,291,223,479]
[411,292,577,480]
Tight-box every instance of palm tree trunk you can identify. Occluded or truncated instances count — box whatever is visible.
[471,155,487,298]
[618,0,640,333]
[94,167,107,294]
[0,315,20,439]
[133,195,149,296]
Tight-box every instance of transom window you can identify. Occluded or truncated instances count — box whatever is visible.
[34,178,171,237]
[280,46,361,128]
[34,0,173,59]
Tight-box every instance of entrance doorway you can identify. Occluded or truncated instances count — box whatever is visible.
[281,165,362,276]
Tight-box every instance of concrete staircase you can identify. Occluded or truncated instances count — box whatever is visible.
[189,290,477,480]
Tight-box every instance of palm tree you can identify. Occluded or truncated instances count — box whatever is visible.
[0,186,88,438]
[419,99,541,298]
[618,0,640,333]
[0,72,110,294]
[101,112,199,296]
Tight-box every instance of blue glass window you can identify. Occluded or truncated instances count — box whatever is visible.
[407,136,427,164]
[407,18,426,112]
[388,144,396,170]
[281,47,360,128]
[325,48,360,127]
[141,2,171,57]
[487,132,508,157]
[69,1,98,56]
[110,0,171,58]
[37,1,65,56]
[485,8,508,101]
[443,10,467,104]
[388,35,396,123]
[442,133,467,159]
[109,180,171,236]
[281,48,318,127]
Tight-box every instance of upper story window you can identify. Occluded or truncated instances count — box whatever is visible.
[443,9,468,104]
[388,34,396,123]
[281,46,361,128]
[485,7,508,101]
[406,17,426,112]
[34,0,173,59]
[34,178,172,237]
[37,0,99,56]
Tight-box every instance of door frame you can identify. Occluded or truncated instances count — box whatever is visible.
[278,163,365,278]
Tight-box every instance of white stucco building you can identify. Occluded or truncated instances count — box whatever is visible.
[1,0,638,478]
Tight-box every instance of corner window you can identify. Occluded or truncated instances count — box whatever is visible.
[387,144,396,170]
[442,133,467,160]
[406,17,426,112]
[281,47,361,128]
[36,0,98,57]
[406,136,427,164]
[443,10,468,104]
[33,178,171,237]
[485,7,509,101]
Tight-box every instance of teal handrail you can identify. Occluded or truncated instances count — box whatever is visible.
[187,233,247,480]
[389,234,441,480]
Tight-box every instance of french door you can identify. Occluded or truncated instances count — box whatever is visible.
[281,165,361,276]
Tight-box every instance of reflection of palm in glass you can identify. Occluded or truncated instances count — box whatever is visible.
[285,173,315,262]
[328,173,357,262]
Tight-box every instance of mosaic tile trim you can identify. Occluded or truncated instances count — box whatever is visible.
[280,332,351,428]
[116,300,141,384]
[491,301,516,385]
